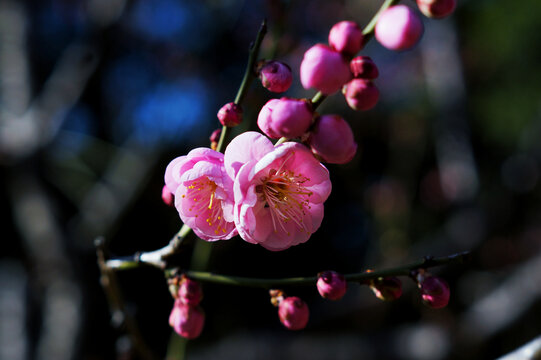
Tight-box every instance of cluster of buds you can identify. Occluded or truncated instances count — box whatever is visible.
[343,56,379,111]
[363,269,450,309]
[270,290,310,331]
[314,269,450,308]
[168,275,205,339]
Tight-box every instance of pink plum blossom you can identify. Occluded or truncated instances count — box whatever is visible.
[278,296,309,330]
[300,44,352,95]
[308,115,357,164]
[224,132,332,251]
[328,21,364,56]
[169,299,205,339]
[165,148,237,241]
[375,5,424,51]
[257,98,313,139]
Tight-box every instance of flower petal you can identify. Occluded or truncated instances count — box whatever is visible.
[224,131,274,180]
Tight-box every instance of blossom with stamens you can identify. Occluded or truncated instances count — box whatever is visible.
[224,132,331,251]
[165,148,237,241]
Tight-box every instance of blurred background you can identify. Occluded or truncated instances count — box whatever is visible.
[1,0,541,359]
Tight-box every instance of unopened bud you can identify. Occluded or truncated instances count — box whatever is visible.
[217,102,243,127]
[375,5,424,51]
[416,0,456,19]
[317,271,347,300]
[419,275,450,309]
[169,300,205,339]
[308,114,357,164]
[162,185,174,206]
[258,60,293,93]
[300,44,352,95]
[178,275,203,306]
[209,128,221,150]
[257,98,313,139]
[278,296,309,330]
[328,21,364,56]
[350,56,379,79]
[343,79,379,111]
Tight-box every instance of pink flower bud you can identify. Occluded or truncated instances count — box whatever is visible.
[308,114,357,164]
[169,300,205,339]
[369,277,403,301]
[416,0,456,19]
[257,98,313,139]
[343,79,380,111]
[375,5,424,51]
[259,60,293,93]
[178,276,203,306]
[300,44,352,95]
[350,56,379,79]
[317,271,347,300]
[419,276,450,309]
[278,296,309,330]
[209,128,221,150]
[217,102,243,127]
[328,21,364,56]
[162,185,174,206]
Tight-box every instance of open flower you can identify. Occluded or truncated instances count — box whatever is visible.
[165,148,237,241]
[224,132,331,251]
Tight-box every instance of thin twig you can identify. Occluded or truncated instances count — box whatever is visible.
[96,237,158,360]
[162,251,471,289]
[216,19,268,153]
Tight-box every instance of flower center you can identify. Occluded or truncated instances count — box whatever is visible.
[257,168,313,236]
[183,177,228,235]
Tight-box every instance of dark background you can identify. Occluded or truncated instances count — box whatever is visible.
[1,0,541,359]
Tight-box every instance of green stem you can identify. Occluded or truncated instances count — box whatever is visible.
[215,19,268,154]
[362,0,400,38]
[170,252,470,288]
[234,20,267,105]
[311,92,327,111]
[215,125,229,154]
